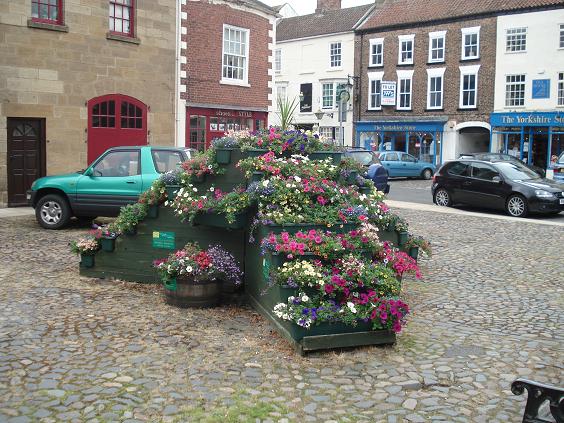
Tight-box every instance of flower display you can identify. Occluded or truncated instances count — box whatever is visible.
[379,242,422,279]
[405,235,432,257]
[69,235,100,256]
[238,153,339,180]
[235,128,340,155]
[153,242,242,285]
[180,151,224,181]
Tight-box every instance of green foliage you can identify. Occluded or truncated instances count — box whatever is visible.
[113,202,148,233]
[276,95,300,131]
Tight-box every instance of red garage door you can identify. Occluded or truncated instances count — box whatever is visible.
[87,94,147,164]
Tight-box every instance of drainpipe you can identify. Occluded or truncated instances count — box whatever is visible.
[174,0,180,147]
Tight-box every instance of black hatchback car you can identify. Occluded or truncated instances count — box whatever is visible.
[432,159,564,217]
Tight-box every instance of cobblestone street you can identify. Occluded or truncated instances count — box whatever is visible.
[0,210,562,423]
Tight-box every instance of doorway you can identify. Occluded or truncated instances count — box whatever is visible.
[7,118,46,206]
[529,128,548,169]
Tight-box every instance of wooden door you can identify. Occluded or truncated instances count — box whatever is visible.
[7,118,45,206]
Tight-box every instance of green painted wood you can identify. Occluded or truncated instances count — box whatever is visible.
[300,330,395,351]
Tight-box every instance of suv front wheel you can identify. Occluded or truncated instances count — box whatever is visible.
[35,194,72,229]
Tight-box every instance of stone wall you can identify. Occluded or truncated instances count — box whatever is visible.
[0,0,177,206]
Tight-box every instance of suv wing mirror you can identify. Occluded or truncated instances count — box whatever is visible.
[492,176,502,183]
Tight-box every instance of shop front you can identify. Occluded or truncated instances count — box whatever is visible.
[186,107,268,151]
[490,112,564,170]
[355,119,447,165]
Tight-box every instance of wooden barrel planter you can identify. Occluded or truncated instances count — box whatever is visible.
[164,276,221,308]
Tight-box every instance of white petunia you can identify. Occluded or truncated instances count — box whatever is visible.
[301,295,309,302]
[186,266,193,273]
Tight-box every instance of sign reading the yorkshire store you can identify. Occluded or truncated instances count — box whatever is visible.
[491,111,564,127]
[381,81,397,106]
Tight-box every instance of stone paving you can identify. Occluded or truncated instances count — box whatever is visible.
[0,211,563,423]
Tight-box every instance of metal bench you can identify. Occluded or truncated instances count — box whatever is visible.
[511,378,564,423]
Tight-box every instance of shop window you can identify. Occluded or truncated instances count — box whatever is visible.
[109,0,134,37]
[398,34,414,65]
[300,83,312,112]
[428,31,446,63]
[427,68,445,110]
[255,120,265,131]
[330,42,342,68]
[506,27,527,52]
[322,83,335,109]
[459,65,480,108]
[558,72,564,106]
[32,0,63,25]
[92,101,116,128]
[210,117,219,131]
[275,49,282,73]
[222,25,249,84]
[461,27,480,60]
[505,74,526,107]
[369,38,383,67]
[189,115,206,152]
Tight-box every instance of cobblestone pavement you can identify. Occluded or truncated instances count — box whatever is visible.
[0,213,562,423]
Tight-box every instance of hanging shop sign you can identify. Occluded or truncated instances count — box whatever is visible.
[381,81,397,106]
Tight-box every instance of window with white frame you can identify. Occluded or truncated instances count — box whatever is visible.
[459,65,480,108]
[559,24,564,48]
[319,126,339,141]
[274,49,281,73]
[505,74,526,107]
[276,85,287,102]
[461,27,480,59]
[370,38,384,66]
[330,42,342,67]
[322,83,335,109]
[558,72,564,106]
[222,25,249,84]
[368,72,384,110]
[506,27,527,52]
[428,31,446,63]
[427,68,445,109]
[396,70,413,110]
[398,34,414,64]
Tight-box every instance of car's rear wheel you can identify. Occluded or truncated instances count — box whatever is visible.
[434,188,452,207]
[421,168,433,180]
[35,194,72,229]
[506,194,528,218]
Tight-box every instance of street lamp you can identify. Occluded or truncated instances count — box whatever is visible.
[314,109,333,120]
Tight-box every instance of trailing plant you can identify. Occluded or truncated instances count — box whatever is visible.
[405,235,432,257]
[159,169,182,185]
[180,150,224,182]
[69,235,100,256]
[211,136,239,149]
[238,152,339,180]
[139,178,166,206]
[113,202,148,233]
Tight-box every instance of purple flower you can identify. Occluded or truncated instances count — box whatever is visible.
[206,245,243,285]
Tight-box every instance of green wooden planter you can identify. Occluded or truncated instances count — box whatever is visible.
[100,237,116,252]
[398,231,408,246]
[193,212,248,230]
[80,254,95,268]
[243,148,268,158]
[380,228,399,245]
[408,246,419,261]
[251,171,264,183]
[164,276,220,308]
[215,148,233,164]
[124,227,137,236]
[148,205,159,218]
[308,151,342,164]
[165,185,181,199]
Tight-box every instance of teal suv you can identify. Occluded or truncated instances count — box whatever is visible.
[28,146,193,229]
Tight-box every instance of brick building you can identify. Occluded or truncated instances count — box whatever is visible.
[178,0,277,150]
[0,0,177,207]
[353,0,564,165]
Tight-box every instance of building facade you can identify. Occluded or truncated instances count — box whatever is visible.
[1,0,177,207]
[273,1,374,146]
[491,8,564,173]
[177,0,277,150]
[354,0,564,166]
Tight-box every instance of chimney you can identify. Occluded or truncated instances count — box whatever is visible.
[315,0,342,13]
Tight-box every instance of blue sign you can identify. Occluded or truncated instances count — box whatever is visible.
[532,79,550,99]
[490,111,564,127]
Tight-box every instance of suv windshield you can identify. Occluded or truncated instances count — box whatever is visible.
[494,162,540,181]
[348,151,376,166]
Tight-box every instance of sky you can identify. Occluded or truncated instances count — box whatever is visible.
[261,0,374,16]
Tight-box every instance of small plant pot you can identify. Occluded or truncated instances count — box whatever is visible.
[100,237,116,252]
[215,148,233,164]
[398,231,408,246]
[80,254,95,268]
[192,173,205,183]
[166,185,181,199]
[408,246,419,261]
[251,171,264,183]
[148,205,159,218]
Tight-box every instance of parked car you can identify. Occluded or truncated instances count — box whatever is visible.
[459,152,545,177]
[432,159,564,217]
[551,151,564,183]
[373,151,435,179]
[344,149,390,193]
[28,146,195,229]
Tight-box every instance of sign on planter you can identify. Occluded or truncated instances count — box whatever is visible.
[381,81,396,106]
[152,231,176,249]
